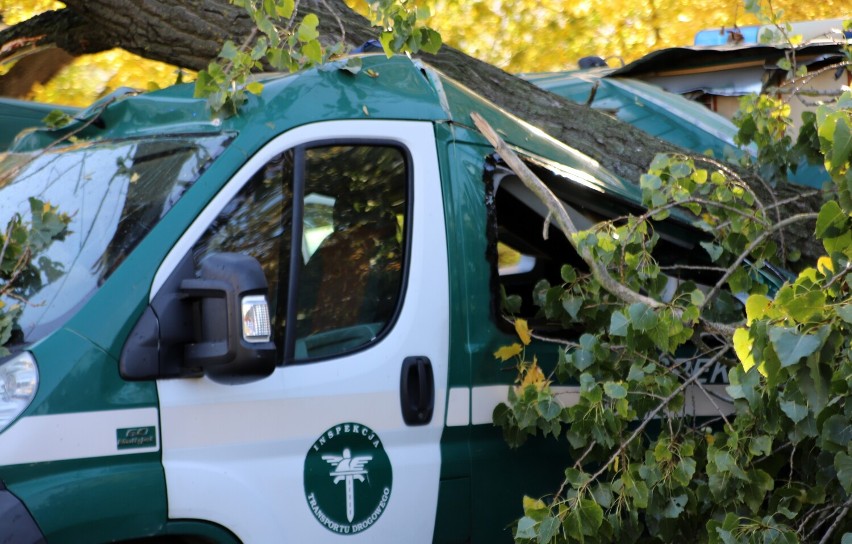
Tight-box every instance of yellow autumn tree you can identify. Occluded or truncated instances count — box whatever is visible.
[3,0,848,101]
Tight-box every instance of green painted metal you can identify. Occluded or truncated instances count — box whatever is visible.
[522,68,829,188]
[26,329,157,417]
[0,97,79,151]
[3,453,166,542]
[435,73,640,205]
[433,126,576,541]
[523,70,744,160]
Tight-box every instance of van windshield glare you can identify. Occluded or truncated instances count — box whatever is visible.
[0,134,232,344]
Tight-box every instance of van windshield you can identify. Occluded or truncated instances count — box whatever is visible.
[0,134,232,344]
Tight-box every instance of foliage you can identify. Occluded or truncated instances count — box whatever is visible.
[1,0,183,106]
[0,197,70,356]
[418,0,848,72]
[195,0,440,115]
[6,0,846,107]
[490,13,852,544]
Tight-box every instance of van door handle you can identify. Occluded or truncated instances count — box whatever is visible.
[400,356,434,425]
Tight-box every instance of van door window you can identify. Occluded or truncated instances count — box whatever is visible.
[194,144,408,362]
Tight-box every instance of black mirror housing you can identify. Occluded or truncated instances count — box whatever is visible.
[181,253,276,383]
[121,253,276,384]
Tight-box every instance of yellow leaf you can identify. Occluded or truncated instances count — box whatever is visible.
[523,496,546,511]
[515,318,532,345]
[817,256,834,275]
[744,294,771,326]
[246,81,264,95]
[494,343,522,361]
[733,328,756,373]
[519,362,546,389]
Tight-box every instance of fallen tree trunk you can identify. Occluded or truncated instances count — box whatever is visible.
[0,0,823,262]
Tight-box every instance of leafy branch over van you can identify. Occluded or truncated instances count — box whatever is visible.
[484,34,852,544]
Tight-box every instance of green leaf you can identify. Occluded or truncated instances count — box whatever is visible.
[574,499,604,535]
[561,293,583,320]
[830,114,852,173]
[609,312,629,337]
[784,290,826,322]
[42,109,72,129]
[245,81,264,95]
[538,397,561,421]
[673,457,697,486]
[516,516,538,539]
[296,13,320,42]
[538,516,560,544]
[301,39,323,64]
[700,241,724,262]
[822,414,852,447]
[560,265,577,283]
[780,400,808,423]
[768,327,822,367]
[815,200,848,239]
[835,452,852,494]
[726,365,760,409]
[748,435,772,457]
[837,304,852,324]
[339,56,362,75]
[276,0,295,18]
[628,302,657,331]
[662,494,688,518]
[220,40,239,60]
[628,480,649,508]
[419,27,443,54]
[603,382,627,399]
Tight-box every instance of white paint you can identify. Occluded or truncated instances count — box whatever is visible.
[445,387,470,427]
[467,382,731,427]
[0,408,159,465]
[156,120,449,543]
[470,384,582,425]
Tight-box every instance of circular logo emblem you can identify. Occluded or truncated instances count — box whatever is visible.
[304,422,392,535]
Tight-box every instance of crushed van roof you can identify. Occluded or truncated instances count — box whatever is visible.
[9,54,638,204]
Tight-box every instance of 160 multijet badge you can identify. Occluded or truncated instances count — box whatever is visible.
[304,422,392,535]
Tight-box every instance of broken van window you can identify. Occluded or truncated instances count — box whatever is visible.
[485,152,745,333]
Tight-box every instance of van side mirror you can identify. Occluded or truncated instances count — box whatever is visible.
[121,253,276,384]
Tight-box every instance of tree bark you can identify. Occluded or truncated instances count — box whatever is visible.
[0,0,822,262]
[0,48,73,97]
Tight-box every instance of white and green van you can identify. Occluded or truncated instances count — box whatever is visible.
[0,55,735,543]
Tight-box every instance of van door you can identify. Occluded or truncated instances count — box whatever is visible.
[152,121,450,542]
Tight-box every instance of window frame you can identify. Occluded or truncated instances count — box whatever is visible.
[283,139,414,365]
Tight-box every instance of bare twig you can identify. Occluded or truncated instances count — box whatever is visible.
[817,496,852,544]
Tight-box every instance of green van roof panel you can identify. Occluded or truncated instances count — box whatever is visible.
[524,69,744,160]
[0,98,80,151]
[9,55,637,202]
[433,70,640,203]
[9,56,450,149]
